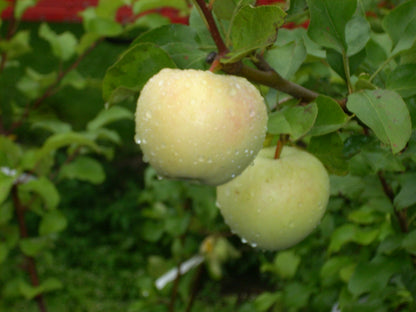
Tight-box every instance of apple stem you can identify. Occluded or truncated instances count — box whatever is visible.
[274,140,283,159]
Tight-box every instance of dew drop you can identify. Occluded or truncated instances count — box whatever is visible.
[215,201,221,208]
[134,136,141,144]
[249,110,256,118]
[250,242,258,248]
[157,175,164,180]
[145,112,152,119]
[241,237,248,244]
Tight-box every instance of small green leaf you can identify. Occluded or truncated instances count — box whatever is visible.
[0,201,14,225]
[0,243,8,263]
[102,43,176,105]
[0,171,15,206]
[38,23,78,61]
[386,64,416,98]
[39,210,67,235]
[307,0,357,53]
[265,40,306,79]
[36,132,100,161]
[19,176,59,210]
[268,102,318,140]
[31,118,72,134]
[345,15,370,56]
[329,223,379,253]
[133,0,189,14]
[87,106,133,131]
[309,95,350,136]
[80,7,123,37]
[19,237,49,257]
[0,30,31,59]
[348,256,404,296]
[225,5,286,62]
[308,133,349,175]
[15,0,39,19]
[382,0,416,55]
[347,89,412,153]
[254,292,282,312]
[59,156,105,184]
[60,70,87,90]
[402,230,416,255]
[17,68,57,100]
[274,250,301,279]
[320,256,353,286]
[394,173,416,210]
[18,277,63,300]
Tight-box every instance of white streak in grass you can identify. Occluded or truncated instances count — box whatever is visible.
[155,255,205,290]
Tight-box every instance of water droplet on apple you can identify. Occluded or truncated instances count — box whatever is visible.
[249,110,256,117]
[250,242,258,248]
[215,201,221,208]
[241,237,248,244]
[157,175,164,180]
[134,135,141,144]
[145,111,152,119]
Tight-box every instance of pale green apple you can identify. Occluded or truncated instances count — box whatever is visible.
[135,68,268,186]
[216,146,330,250]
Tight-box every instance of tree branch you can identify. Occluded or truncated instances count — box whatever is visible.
[12,185,48,312]
[5,37,104,135]
[192,0,320,102]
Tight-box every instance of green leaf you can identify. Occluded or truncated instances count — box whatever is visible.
[19,237,49,257]
[31,118,72,134]
[329,223,379,253]
[102,43,176,105]
[347,89,412,153]
[382,0,416,55]
[254,292,282,312]
[0,243,8,263]
[225,5,286,62]
[60,69,87,90]
[402,230,416,255]
[0,30,31,59]
[320,256,353,286]
[273,250,301,279]
[19,277,63,300]
[0,171,14,206]
[87,106,133,131]
[345,15,370,56]
[326,48,366,82]
[38,23,78,61]
[265,40,306,79]
[59,156,105,184]
[348,256,404,296]
[307,0,357,53]
[394,173,416,210]
[0,201,14,225]
[133,0,189,14]
[386,64,416,98]
[268,102,318,140]
[39,210,67,235]
[36,132,100,161]
[15,0,39,19]
[19,176,59,210]
[17,68,57,100]
[309,95,350,136]
[283,282,313,310]
[308,133,348,175]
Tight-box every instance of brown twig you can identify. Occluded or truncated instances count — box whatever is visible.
[0,0,19,74]
[193,0,228,55]
[5,37,105,135]
[169,263,182,312]
[185,265,204,312]
[377,171,408,233]
[11,185,48,312]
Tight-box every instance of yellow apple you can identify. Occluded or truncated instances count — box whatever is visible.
[135,68,268,186]
[216,146,330,250]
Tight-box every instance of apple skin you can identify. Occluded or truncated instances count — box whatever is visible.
[135,68,268,186]
[216,146,330,250]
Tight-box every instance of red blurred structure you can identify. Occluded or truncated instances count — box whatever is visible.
[1,0,305,28]
[1,0,188,24]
